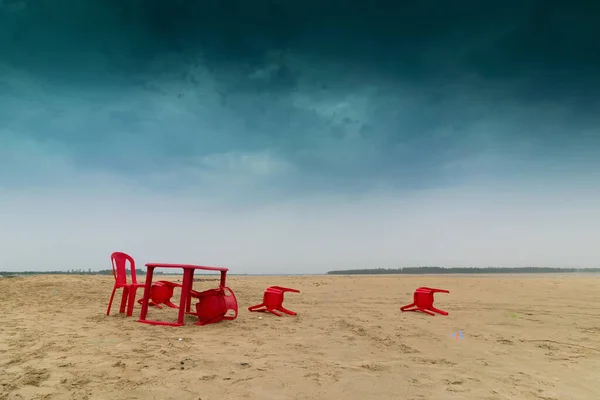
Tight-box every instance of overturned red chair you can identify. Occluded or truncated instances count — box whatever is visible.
[248,286,300,316]
[400,287,449,316]
[187,286,239,326]
[137,280,182,309]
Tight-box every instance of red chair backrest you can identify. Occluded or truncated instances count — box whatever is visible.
[110,252,137,285]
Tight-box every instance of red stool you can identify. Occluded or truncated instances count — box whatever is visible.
[248,286,300,317]
[400,287,449,316]
[137,280,181,309]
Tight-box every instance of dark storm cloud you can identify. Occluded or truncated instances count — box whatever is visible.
[1,0,599,196]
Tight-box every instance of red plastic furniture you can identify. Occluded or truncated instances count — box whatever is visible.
[138,263,237,327]
[248,286,300,316]
[188,287,239,326]
[137,280,182,309]
[106,252,145,317]
[400,287,449,316]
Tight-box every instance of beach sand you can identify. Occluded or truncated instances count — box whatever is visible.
[1,274,599,400]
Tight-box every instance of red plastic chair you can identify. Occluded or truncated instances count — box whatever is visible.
[248,286,300,316]
[137,280,182,309]
[106,252,145,317]
[188,287,238,326]
[400,287,449,316]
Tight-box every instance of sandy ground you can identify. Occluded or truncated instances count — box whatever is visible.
[1,273,600,400]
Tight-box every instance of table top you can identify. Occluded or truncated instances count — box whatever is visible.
[145,263,228,272]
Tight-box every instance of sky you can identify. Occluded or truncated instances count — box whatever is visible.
[0,0,599,273]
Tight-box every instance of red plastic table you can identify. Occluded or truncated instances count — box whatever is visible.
[138,263,229,327]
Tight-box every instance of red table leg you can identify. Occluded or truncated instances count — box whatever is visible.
[138,266,155,322]
[186,270,195,313]
[219,270,226,288]
[177,268,194,325]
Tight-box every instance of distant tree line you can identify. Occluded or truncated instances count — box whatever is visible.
[0,269,166,276]
[0,270,245,277]
[327,267,600,275]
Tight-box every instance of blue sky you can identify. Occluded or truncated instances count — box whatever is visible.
[1,0,599,272]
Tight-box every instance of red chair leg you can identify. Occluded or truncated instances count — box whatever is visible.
[106,286,117,316]
[267,309,283,317]
[137,298,163,308]
[430,307,448,316]
[119,287,129,313]
[126,287,138,317]
[164,301,178,309]
[277,306,296,316]
[186,296,192,313]
[248,303,266,312]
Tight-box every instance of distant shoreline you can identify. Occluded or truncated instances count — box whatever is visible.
[1,267,600,277]
[326,267,600,275]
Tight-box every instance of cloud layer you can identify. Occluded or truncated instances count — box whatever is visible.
[1,0,599,271]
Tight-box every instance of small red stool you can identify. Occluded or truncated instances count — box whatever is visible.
[400,287,449,316]
[248,286,300,317]
[137,280,181,309]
